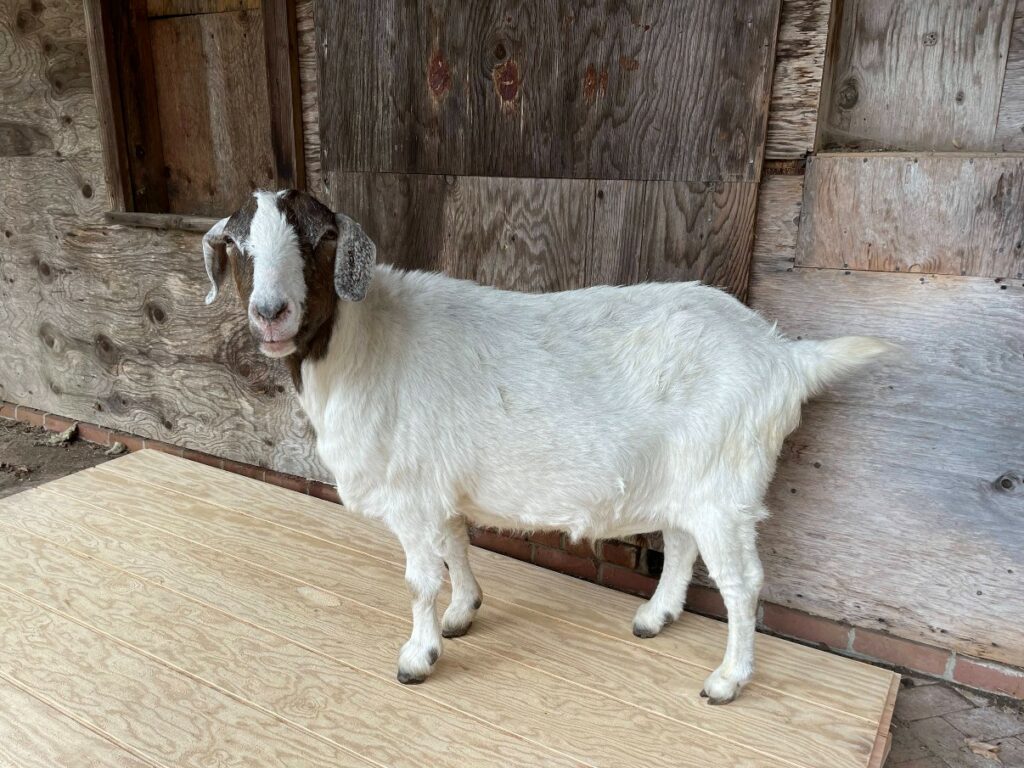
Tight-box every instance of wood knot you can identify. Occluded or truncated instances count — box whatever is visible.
[922,31,938,46]
[995,473,1020,492]
[493,59,520,108]
[427,51,450,100]
[837,78,859,110]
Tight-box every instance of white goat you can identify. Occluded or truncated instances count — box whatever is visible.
[202,190,891,703]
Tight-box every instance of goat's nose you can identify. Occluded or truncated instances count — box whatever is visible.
[253,300,288,323]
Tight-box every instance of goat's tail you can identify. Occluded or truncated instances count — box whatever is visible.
[789,336,897,399]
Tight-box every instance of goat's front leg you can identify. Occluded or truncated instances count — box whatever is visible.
[632,528,698,638]
[441,515,482,638]
[392,521,446,684]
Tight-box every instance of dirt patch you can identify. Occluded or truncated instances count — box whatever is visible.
[0,421,113,499]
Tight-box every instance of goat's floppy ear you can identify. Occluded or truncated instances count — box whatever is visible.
[202,217,231,304]
[331,214,376,302]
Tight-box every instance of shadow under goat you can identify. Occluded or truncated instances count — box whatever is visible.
[201,189,894,704]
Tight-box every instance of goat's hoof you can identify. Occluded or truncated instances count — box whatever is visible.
[632,623,660,639]
[397,670,427,685]
[699,688,736,704]
[701,668,745,705]
[442,623,472,639]
[632,606,677,639]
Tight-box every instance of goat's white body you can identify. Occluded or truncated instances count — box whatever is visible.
[295,265,889,698]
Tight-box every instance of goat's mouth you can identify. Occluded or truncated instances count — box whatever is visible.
[259,337,297,358]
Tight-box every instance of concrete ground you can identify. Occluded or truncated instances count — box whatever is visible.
[1,420,1022,765]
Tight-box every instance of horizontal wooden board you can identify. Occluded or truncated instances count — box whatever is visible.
[749,263,1024,666]
[995,1,1024,151]
[0,458,898,767]
[328,171,758,297]
[766,0,832,158]
[796,153,1024,278]
[316,0,780,182]
[147,0,260,18]
[150,9,275,215]
[819,0,1017,151]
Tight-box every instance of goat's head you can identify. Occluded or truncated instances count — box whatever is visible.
[201,190,376,359]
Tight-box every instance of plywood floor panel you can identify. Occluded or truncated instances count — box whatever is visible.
[40,469,876,768]
[96,450,896,718]
[0,452,897,768]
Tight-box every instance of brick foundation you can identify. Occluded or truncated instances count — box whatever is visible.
[3,398,1022,701]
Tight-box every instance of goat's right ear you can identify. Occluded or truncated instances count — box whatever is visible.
[202,217,231,304]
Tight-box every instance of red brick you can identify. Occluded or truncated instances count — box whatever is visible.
[527,530,562,548]
[141,439,184,457]
[14,406,45,427]
[77,422,111,447]
[110,432,145,453]
[533,546,598,580]
[852,629,950,676]
[953,656,1024,699]
[182,448,224,469]
[600,564,657,598]
[761,603,850,650]
[470,529,533,562]
[562,538,596,559]
[42,413,75,432]
[598,540,638,569]
[222,458,266,482]
[686,584,726,618]
[309,481,341,504]
[265,469,310,494]
[0,402,16,420]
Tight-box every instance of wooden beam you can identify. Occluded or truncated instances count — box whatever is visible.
[82,0,132,211]
[261,0,305,190]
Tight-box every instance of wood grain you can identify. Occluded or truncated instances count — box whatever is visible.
[752,173,804,273]
[150,9,275,215]
[0,486,801,768]
[796,153,1024,278]
[749,263,1024,666]
[995,1,1024,151]
[316,0,780,182]
[58,462,891,768]
[766,0,833,158]
[146,0,259,17]
[94,450,899,723]
[0,522,583,768]
[818,0,1017,151]
[295,0,320,194]
[0,679,155,768]
[0,586,366,767]
[261,0,304,189]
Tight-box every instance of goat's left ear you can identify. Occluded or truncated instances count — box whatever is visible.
[202,217,231,304]
[330,214,376,302]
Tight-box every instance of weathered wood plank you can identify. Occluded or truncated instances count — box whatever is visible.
[0,521,583,768]
[752,172,804,273]
[104,210,220,232]
[316,0,780,182]
[995,1,1024,151]
[0,587,365,767]
[766,0,832,158]
[1,487,792,768]
[261,0,304,189]
[146,0,259,17]
[295,0,320,194]
[0,678,155,768]
[819,0,1017,151]
[796,153,1024,278]
[749,265,1024,666]
[150,9,275,215]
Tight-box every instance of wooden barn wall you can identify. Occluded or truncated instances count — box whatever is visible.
[1,0,1023,669]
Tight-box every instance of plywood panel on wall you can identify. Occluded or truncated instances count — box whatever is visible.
[316,0,780,182]
[327,171,759,297]
[796,153,1024,278]
[150,9,275,216]
[995,2,1024,151]
[819,0,1017,151]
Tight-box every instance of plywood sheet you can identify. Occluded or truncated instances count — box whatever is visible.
[995,1,1024,151]
[796,153,1024,278]
[0,454,898,768]
[819,0,1017,151]
[315,0,780,182]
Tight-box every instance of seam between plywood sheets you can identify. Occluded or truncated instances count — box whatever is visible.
[32,487,831,768]
[91,461,889,726]
[0,669,168,768]
[0,508,595,768]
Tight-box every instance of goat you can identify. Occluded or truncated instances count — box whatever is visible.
[202,189,892,704]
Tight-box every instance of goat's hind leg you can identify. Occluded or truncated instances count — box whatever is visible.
[693,514,764,704]
[633,528,698,638]
[441,515,482,638]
